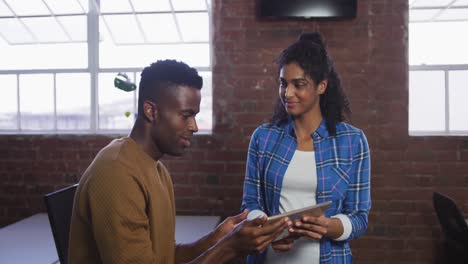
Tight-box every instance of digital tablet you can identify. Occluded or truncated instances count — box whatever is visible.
[266,201,332,224]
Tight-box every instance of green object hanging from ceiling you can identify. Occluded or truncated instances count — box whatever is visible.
[114,72,136,92]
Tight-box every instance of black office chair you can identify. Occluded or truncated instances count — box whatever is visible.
[44,184,78,264]
[432,192,468,263]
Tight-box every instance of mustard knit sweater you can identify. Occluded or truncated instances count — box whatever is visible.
[69,137,176,263]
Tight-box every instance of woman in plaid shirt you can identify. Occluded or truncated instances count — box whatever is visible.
[241,32,371,264]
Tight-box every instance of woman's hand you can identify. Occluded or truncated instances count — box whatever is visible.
[270,233,300,253]
[290,215,330,240]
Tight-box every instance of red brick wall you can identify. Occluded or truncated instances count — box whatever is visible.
[1,0,468,263]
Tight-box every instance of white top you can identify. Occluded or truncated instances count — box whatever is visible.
[262,150,353,263]
[265,150,320,264]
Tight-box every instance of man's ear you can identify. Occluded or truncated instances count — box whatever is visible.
[143,100,158,122]
[317,80,328,95]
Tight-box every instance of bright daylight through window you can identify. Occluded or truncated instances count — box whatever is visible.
[0,0,212,134]
[409,0,468,135]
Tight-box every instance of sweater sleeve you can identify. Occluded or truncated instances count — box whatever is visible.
[87,163,155,264]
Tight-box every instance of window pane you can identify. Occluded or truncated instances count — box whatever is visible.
[0,1,13,16]
[409,71,445,132]
[98,73,136,130]
[43,0,85,14]
[409,9,439,22]
[19,74,54,130]
[0,75,18,129]
[134,71,140,115]
[198,71,212,132]
[77,0,88,12]
[177,13,209,42]
[138,14,179,43]
[100,0,132,13]
[436,8,468,21]
[57,15,87,42]
[22,17,69,42]
[101,15,144,44]
[171,0,207,11]
[100,43,210,68]
[449,70,468,131]
[4,0,49,16]
[454,0,468,6]
[0,18,35,43]
[409,22,468,65]
[0,42,87,70]
[0,16,85,44]
[56,73,91,130]
[411,0,453,7]
[131,0,171,12]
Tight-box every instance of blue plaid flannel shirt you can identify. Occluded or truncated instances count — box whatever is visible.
[241,118,371,264]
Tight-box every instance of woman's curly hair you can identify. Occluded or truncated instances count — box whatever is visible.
[270,32,351,136]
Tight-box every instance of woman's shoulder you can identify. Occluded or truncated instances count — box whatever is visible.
[252,121,287,136]
[335,122,369,149]
[335,122,365,135]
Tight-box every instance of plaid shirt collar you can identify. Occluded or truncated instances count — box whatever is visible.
[285,116,331,139]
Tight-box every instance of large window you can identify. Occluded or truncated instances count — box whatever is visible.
[0,0,212,134]
[409,0,468,135]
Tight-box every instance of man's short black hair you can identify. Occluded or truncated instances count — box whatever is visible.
[138,59,203,116]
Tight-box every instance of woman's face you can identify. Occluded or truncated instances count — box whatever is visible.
[278,62,327,118]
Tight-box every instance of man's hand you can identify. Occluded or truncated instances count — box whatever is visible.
[224,215,291,255]
[212,210,249,242]
[182,213,291,263]
[175,211,249,263]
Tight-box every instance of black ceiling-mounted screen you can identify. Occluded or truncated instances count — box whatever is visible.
[260,0,357,19]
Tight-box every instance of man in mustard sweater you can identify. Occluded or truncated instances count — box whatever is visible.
[68,60,291,264]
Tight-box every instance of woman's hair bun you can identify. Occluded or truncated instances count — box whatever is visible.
[298,32,325,46]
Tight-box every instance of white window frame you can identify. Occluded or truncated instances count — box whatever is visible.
[0,0,212,135]
[409,64,468,136]
[408,0,468,136]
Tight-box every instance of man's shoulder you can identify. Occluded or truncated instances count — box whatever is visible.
[155,161,174,189]
[99,137,153,167]
[155,160,170,177]
[89,139,126,166]
[80,138,137,182]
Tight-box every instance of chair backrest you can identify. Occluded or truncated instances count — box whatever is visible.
[433,192,468,244]
[44,184,78,264]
